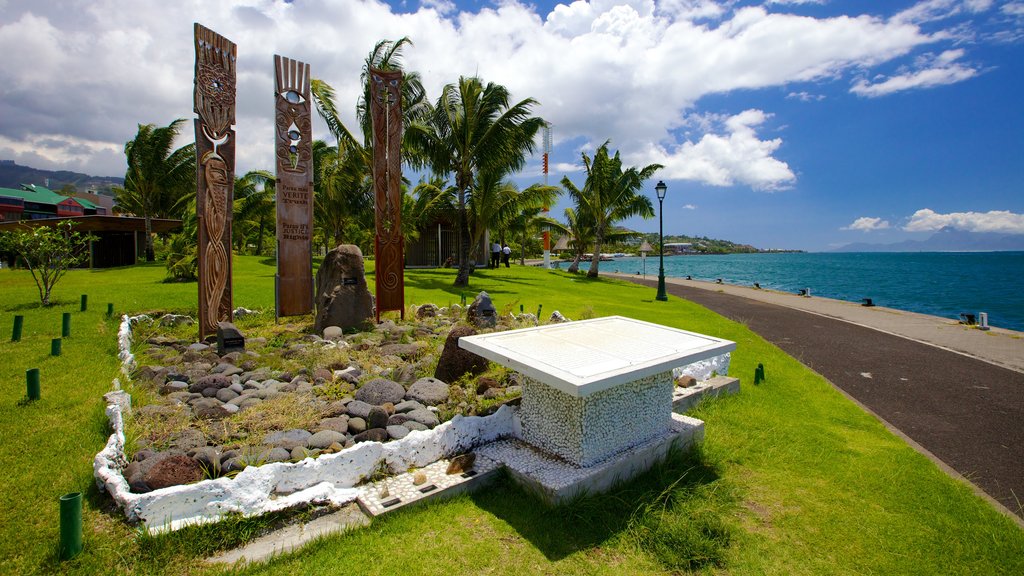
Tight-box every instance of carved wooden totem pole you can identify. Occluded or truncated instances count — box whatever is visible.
[369,68,404,322]
[273,55,314,317]
[194,24,236,339]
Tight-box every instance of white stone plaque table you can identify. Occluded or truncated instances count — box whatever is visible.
[459,316,736,466]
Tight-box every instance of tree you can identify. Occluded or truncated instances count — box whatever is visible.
[113,120,196,261]
[414,171,559,266]
[165,198,198,281]
[408,76,545,286]
[0,221,94,305]
[233,170,275,255]
[309,38,429,253]
[562,141,661,278]
[509,205,555,265]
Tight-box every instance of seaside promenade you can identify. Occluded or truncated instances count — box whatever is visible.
[609,272,1024,522]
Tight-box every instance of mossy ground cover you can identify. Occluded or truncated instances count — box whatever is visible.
[1,256,1021,575]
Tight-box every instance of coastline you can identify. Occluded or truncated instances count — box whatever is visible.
[606,272,1024,374]
[608,271,1024,521]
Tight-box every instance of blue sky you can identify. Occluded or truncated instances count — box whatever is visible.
[1,0,1022,250]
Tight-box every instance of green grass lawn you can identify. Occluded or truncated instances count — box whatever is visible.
[1,256,1021,575]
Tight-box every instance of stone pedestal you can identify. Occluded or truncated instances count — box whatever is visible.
[520,372,672,466]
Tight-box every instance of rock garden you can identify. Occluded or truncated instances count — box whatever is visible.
[118,293,558,495]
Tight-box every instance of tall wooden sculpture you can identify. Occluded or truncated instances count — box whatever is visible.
[369,68,404,322]
[194,24,236,339]
[273,55,314,317]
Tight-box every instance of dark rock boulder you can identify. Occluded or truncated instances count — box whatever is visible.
[476,376,500,395]
[188,374,232,394]
[314,244,374,333]
[434,325,488,384]
[139,452,204,491]
[367,406,390,429]
[467,292,497,328]
[415,304,438,319]
[354,428,389,443]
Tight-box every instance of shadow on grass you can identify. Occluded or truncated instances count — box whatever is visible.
[469,445,733,569]
[3,299,76,312]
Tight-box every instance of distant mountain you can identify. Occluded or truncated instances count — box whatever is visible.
[834,227,1024,252]
[0,160,122,194]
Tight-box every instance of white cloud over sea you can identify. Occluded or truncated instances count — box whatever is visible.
[0,0,1006,187]
[843,217,892,232]
[903,209,1024,234]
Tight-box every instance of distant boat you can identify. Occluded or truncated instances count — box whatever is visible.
[583,253,616,261]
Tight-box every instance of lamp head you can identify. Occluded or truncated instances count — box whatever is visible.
[655,180,667,201]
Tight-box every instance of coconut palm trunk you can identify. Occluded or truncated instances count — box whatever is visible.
[455,186,473,286]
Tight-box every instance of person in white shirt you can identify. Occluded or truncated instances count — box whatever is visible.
[501,244,511,267]
[491,241,501,269]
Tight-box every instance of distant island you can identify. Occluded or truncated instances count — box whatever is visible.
[833,227,1024,252]
[0,159,122,195]
[638,233,803,255]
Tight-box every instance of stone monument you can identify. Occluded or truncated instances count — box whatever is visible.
[314,244,374,333]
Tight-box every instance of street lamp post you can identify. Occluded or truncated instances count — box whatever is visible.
[655,180,668,301]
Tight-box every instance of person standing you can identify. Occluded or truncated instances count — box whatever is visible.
[502,244,511,267]
[490,241,501,269]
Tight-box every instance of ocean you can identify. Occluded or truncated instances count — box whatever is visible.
[573,251,1024,332]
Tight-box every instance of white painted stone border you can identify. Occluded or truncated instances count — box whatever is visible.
[672,352,730,382]
[95,313,520,533]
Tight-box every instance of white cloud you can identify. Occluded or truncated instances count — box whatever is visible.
[682,203,697,210]
[786,91,825,101]
[421,0,456,15]
[658,0,726,20]
[1003,2,1024,16]
[0,0,999,187]
[637,109,795,190]
[842,216,892,231]
[893,0,994,25]
[904,209,1024,234]
[850,49,978,96]
[767,0,826,5]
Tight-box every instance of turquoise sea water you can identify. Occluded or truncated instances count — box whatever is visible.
[575,252,1024,332]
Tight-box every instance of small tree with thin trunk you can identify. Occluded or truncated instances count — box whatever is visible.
[0,221,94,305]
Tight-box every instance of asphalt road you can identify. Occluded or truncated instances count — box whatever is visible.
[625,276,1024,519]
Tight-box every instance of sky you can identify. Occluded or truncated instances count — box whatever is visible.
[1,0,1022,251]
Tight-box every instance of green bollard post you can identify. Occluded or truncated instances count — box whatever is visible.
[59,492,83,560]
[80,294,88,312]
[461,293,466,306]
[26,368,40,401]
[106,303,114,318]
[12,315,23,341]
[62,312,71,338]
[537,304,542,319]
[754,363,765,385]
[51,338,62,357]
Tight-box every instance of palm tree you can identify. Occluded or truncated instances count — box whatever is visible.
[311,139,373,250]
[233,170,275,255]
[563,141,661,278]
[309,38,428,254]
[113,119,195,261]
[553,206,592,273]
[510,205,559,265]
[407,76,545,286]
[417,171,559,266]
